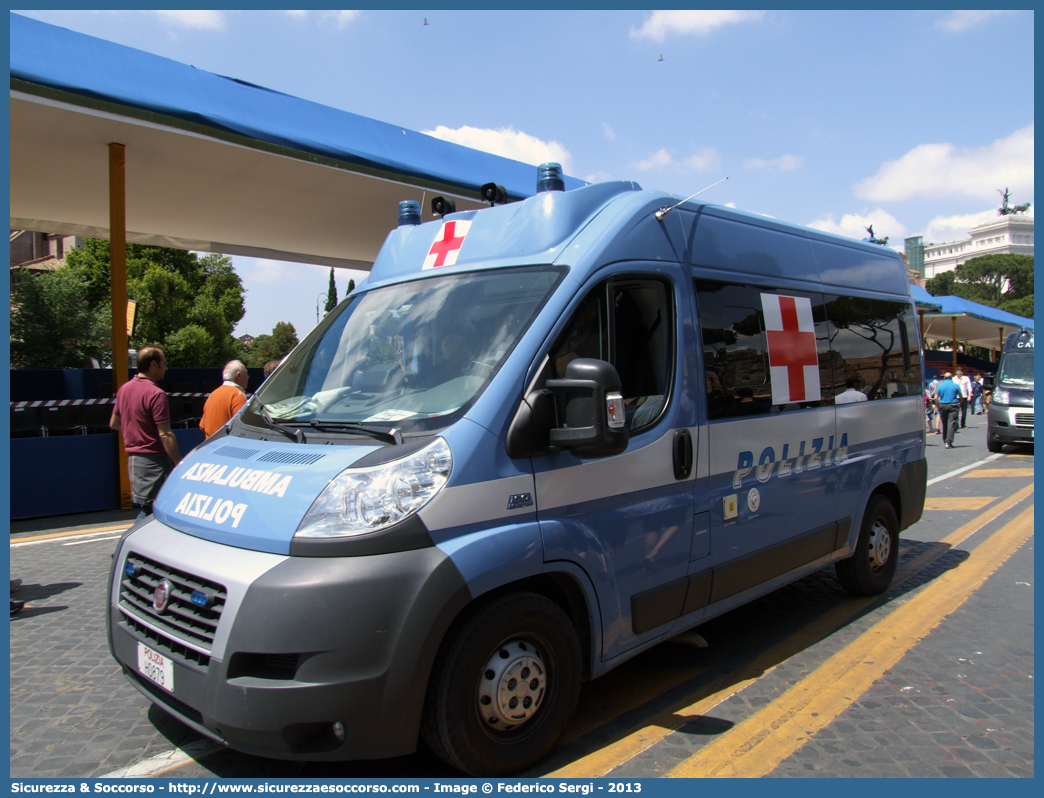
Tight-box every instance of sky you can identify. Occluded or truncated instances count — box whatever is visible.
[12,9,1035,340]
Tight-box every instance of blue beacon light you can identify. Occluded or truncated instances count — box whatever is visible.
[398,201,421,227]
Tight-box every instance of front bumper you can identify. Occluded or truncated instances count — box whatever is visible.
[988,404,1034,445]
[108,519,470,761]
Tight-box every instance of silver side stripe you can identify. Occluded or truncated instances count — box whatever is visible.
[535,430,685,512]
[420,474,536,532]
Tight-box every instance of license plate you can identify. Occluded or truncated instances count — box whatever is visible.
[137,642,174,692]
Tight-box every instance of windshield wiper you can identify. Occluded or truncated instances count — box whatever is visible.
[306,420,403,445]
[256,401,305,444]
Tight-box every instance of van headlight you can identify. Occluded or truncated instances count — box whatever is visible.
[295,438,452,538]
[993,388,1010,405]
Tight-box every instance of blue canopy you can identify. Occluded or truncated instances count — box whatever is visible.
[916,287,1032,350]
[10,13,588,269]
[910,285,942,311]
[929,295,1033,330]
[9,13,586,203]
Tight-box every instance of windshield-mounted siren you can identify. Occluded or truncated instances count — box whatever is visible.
[431,196,457,217]
[398,200,421,227]
[536,162,565,193]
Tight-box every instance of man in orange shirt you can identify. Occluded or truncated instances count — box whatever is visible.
[200,360,249,437]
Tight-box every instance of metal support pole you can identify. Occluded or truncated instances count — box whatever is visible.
[110,142,132,510]
[951,316,958,372]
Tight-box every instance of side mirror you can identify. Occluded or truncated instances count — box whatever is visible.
[547,359,629,458]
[506,358,629,459]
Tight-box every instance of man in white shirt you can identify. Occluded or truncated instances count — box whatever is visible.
[835,378,869,404]
[955,368,972,428]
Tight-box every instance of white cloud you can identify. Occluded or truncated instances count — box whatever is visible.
[936,10,1014,32]
[807,208,907,243]
[154,10,225,30]
[631,10,765,41]
[242,258,308,285]
[745,154,804,171]
[630,149,674,171]
[324,10,360,28]
[285,11,308,18]
[585,171,613,184]
[422,125,573,173]
[602,123,617,141]
[919,207,1036,245]
[853,125,1034,202]
[683,147,721,171]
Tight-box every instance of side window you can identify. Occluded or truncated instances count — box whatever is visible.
[695,279,833,420]
[550,276,673,431]
[824,296,922,400]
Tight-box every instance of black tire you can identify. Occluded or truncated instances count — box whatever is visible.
[835,494,899,596]
[421,592,581,776]
[987,434,1003,453]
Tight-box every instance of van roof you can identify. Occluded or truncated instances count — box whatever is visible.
[1004,328,1034,351]
[366,182,909,296]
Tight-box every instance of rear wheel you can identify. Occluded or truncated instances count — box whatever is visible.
[422,592,581,776]
[835,494,899,596]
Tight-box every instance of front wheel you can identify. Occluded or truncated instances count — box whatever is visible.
[986,433,1004,453]
[835,494,899,596]
[421,592,581,776]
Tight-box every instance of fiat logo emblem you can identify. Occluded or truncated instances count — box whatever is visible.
[153,578,173,613]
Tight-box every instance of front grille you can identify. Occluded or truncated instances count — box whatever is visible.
[1015,412,1034,427]
[120,552,227,653]
[122,613,211,669]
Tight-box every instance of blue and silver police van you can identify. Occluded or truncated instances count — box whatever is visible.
[108,166,927,775]
[987,328,1034,451]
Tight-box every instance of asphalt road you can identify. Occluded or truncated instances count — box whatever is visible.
[9,413,1034,779]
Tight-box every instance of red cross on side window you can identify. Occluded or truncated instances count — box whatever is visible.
[762,294,820,404]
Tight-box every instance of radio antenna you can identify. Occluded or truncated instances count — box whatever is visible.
[654,177,729,221]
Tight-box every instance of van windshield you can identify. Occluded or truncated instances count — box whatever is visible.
[246,267,564,435]
[999,351,1034,388]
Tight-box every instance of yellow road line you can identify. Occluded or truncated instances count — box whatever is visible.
[666,504,1034,778]
[548,483,1033,778]
[11,523,133,543]
[960,468,1034,477]
[923,497,997,511]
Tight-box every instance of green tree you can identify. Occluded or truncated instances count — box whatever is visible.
[10,270,110,368]
[925,254,1033,319]
[245,322,299,368]
[347,278,355,295]
[65,240,246,366]
[324,268,338,314]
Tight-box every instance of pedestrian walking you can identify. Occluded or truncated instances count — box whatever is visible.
[110,346,181,520]
[926,375,940,434]
[973,375,984,414]
[200,360,249,438]
[935,372,962,448]
[955,368,972,428]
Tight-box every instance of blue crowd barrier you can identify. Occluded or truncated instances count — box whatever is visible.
[10,428,205,520]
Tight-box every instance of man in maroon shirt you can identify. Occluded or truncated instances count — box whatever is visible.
[110,346,181,519]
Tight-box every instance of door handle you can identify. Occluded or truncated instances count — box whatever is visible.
[673,428,693,480]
